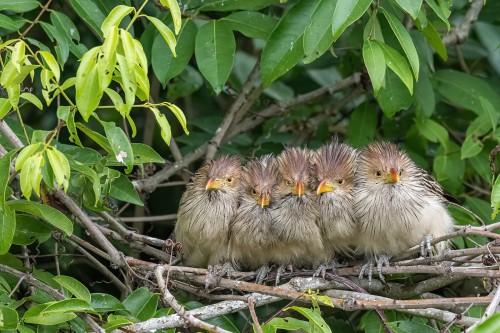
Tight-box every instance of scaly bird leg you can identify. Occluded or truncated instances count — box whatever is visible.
[255,265,271,284]
[375,254,391,284]
[358,254,375,286]
[313,259,339,279]
[420,234,434,258]
[205,262,234,289]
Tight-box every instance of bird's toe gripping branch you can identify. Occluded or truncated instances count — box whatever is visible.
[313,259,340,279]
[255,265,271,284]
[420,234,434,258]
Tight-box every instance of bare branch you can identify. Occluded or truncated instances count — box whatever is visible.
[442,0,485,46]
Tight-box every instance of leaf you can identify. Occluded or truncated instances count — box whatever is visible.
[186,0,276,11]
[7,200,73,236]
[434,70,500,115]
[50,11,80,43]
[165,102,189,135]
[413,66,435,118]
[492,176,500,219]
[0,1,40,13]
[15,143,43,172]
[222,11,277,40]
[75,123,113,154]
[40,21,70,66]
[261,0,317,87]
[261,317,310,333]
[303,0,336,62]
[0,99,12,119]
[75,47,102,120]
[131,143,165,164]
[331,0,372,42]
[100,121,134,173]
[46,148,70,191]
[461,137,483,160]
[116,48,136,112]
[387,320,439,333]
[381,8,419,80]
[393,0,422,19]
[122,287,158,321]
[100,5,134,36]
[23,304,77,325]
[149,107,171,145]
[69,0,106,37]
[0,206,16,255]
[0,305,18,330]
[377,42,413,94]
[419,20,447,61]
[362,39,386,96]
[102,314,133,331]
[152,19,197,86]
[376,70,413,118]
[53,276,91,303]
[43,299,95,315]
[195,21,235,94]
[424,0,450,30]
[415,118,448,147]
[348,103,377,148]
[20,92,42,110]
[109,173,143,206]
[146,15,177,57]
[0,13,20,31]
[159,0,181,34]
[91,293,126,313]
[0,151,16,210]
[13,214,51,245]
[286,306,332,333]
[433,142,464,194]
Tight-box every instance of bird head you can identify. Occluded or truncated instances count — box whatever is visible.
[313,139,356,196]
[243,155,279,208]
[276,147,312,197]
[204,155,242,192]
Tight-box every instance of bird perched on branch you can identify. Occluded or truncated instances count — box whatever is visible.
[229,154,280,283]
[271,147,323,282]
[354,141,454,283]
[313,139,358,277]
[175,156,242,270]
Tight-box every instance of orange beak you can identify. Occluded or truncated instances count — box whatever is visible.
[316,180,334,195]
[295,180,304,197]
[205,177,221,190]
[388,168,399,183]
[258,193,270,208]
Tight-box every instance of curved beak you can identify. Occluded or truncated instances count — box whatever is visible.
[316,180,334,195]
[258,193,270,208]
[387,168,399,183]
[295,180,304,197]
[205,177,221,190]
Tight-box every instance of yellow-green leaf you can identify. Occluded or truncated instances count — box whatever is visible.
[101,5,134,36]
[146,15,177,57]
[149,107,171,145]
[160,0,182,34]
[38,50,60,82]
[164,102,188,135]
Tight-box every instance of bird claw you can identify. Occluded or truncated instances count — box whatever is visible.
[376,254,391,284]
[205,262,233,289]
[358,257,375,286]
[275,265,287,285]
[313,260,339,279]
[255,265,271,284]
[420,235,434,258]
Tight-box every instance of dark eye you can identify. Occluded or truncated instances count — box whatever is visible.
[376,171,382,177]
[226,177,232,183]
[286,180,292,186]
[252,189,257,195]
[337,179,344,184]
[399,169,403,176]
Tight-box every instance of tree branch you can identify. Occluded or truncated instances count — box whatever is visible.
[442,0,485,46]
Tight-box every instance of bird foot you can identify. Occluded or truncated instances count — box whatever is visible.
[255,265,271,284]
[275,265,288,286]
[375,254,391,284]
[313,260,339,279]
[420,235,434,258]
[205,262,234,289]
[358,257,375,286]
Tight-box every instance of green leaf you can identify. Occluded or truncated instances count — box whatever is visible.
[165,102,189,135]
[492,176,500,219]
[419,20,447,61]
[149,107,171,146]
[91,293,126,313]
[393,0,422,19]
[122,287,158,321]
[53,276,91,303]
[348,103,377,148]
[46,148,70,191]
[362,39,386,96]
[286,306,332,333]
[376,70,413,118]
[75,47,102,120]
[146,15,177,57]
[75,123,112,154]
[186,0,276,12]
[387,320,439,333]
[39,51,60,83]
[195,21,235,94]
[0,150,16,210]
[414,66,435,118]
[261,0,317,87]
[0,305,18,330]
[331,0,372,42]
[158,0,181,34]
[166,65,204,99]
[424,0,450,30]
[0,1,40,13]
[131,143,164,164]
[50,11,80,43]
[40,21,70,66]
[102,314,133,331]
[101,5,134,36]
[433,142,464,194]
[415,118,448,147]
[69,0,106,38]
[461,137,483,159]
[24,304,77,325]
[20,92,43,110]
[7,200,73,236]
[0,13,20,31]
[13,214,51,245]
[98,25,118,90]
[152,19,197,86]
[303,0,336,63]
[100,121,134,173]
[381,8,419,80]
[434,70,500,115]
[109,173,143,206]
[0,99,12,119]
[377,42,413,94]
[262,317,310,333]
[116,50,136,112]
[222,11,277,40]
[0,206,15,255]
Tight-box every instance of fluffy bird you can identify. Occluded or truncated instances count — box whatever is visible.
[272,147,323,281]
[175,156,242,269]
[229,155,280,283]
[313,139,358,277]
[354,141,454,283]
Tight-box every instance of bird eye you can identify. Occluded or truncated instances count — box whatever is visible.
[252,189,257,195]
[376,171,382,177]
[337,179,344,185]
[399,169,403,176]
[226,177,232,183]
[286,180,292,186]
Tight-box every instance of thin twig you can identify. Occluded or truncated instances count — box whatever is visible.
[248,296,263,333]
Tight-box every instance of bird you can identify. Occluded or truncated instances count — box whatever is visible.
[271,147,323,283]
[312,139,358,277]
[228,154,280,283]
[175,155,242,272]
[354,141,455,283]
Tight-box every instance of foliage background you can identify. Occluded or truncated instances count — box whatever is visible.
[0,0,499,332]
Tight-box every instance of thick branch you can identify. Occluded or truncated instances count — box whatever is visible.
[442,0,485,46]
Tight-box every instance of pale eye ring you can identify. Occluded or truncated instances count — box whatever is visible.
[376,171,382,177]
